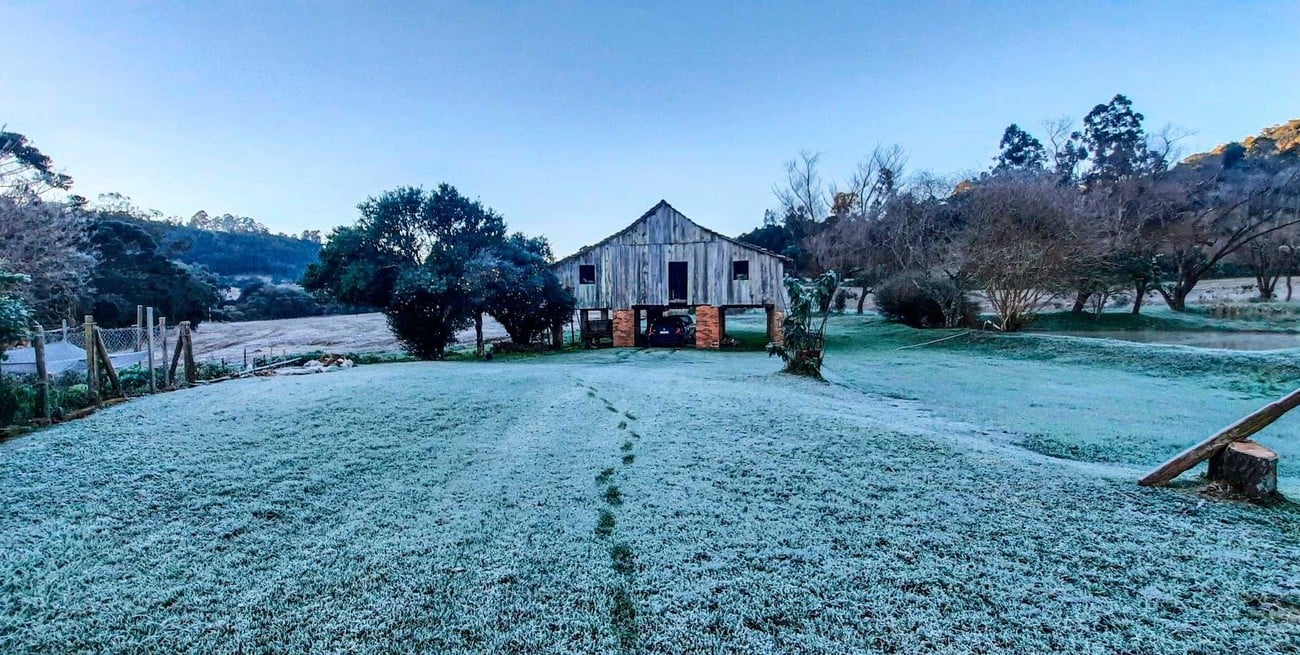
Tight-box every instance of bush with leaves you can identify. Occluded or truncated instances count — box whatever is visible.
[768,271,839,378]
[0,269,31,348]
[473,234,576,346]
[874,273,979,329]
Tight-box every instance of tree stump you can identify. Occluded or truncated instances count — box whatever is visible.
[1207,440,1279,499]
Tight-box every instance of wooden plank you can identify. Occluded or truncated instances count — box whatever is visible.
[93,328,124,399]
[32,325,49,421]
[84,315,97,402]
[145,307,156,393]
[182,322,197,385]
[1138,387,1300,486]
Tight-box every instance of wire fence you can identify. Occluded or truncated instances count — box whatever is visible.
[2,321,181,376]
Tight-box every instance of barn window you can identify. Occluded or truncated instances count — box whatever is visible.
[579,264,596,285]
[732,260,750,281]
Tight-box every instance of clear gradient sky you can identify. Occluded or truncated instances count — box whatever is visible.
[3,1,1298,256]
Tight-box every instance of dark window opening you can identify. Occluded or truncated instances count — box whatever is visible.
[732,260,750,281]
[579,264,596,285]
[668,261,688,303]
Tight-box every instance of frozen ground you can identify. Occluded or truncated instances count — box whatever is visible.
[1,319,1298,653]
[190,313,508,362]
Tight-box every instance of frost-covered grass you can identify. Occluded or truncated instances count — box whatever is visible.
[1,329,1298,653]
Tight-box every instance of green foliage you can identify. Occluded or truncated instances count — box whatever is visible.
[473,234,575,345]
[0,269,31,347]
[0,374,35,426]
[306,184,569,359]
[1081,93,1158,185]
[737,208,814,273]
[994,124,1046,172]
[386,265,474,359]
[768,271,839,377]
[0,130,73,192]
[89,219,220,327]
[231,282,321,321]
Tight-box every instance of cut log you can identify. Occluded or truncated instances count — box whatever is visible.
[1139,387,1300,486]
[1208,440,1279,499]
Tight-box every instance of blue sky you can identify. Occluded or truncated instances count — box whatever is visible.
[3,1,1298,256]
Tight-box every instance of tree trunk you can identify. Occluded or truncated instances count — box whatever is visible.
[1132,282,1147,315]
[1071,292,1089,315]
[1287,274,1294,302]
[1207,440,1278,499]
[856,287,868,314]
[475,313,484,356]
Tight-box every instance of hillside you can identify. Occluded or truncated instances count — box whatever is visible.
[121,216,322,283]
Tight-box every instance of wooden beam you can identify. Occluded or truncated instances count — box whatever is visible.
[1139,387,1300,486]
[32,325,49,421]
[93,328,124,399]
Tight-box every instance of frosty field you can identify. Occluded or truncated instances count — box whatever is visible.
[2,318,1299,653]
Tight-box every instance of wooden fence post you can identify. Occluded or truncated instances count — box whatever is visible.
[145,307,156,393]
[84,315,98,404]
[168,324,184,388]
[33,325,50,423]
[135,305,144,350]
[93,327,124,399]
[182,321,196,385]
[159,317,169,387]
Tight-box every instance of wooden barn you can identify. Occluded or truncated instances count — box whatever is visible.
[551,200,788,348]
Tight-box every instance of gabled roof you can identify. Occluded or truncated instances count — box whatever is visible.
[551,200,792,267]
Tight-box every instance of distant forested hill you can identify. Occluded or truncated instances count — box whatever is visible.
[117,214,322,283]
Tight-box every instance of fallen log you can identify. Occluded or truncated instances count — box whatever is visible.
[1208,440,1279,499]
[1139,387,1300,487]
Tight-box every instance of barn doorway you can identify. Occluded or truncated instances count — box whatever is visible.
[668,261,688,304]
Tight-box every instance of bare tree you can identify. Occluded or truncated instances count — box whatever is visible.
[1154,164,1300,311]
[774,151,828,225]
[960,173,1106,330]
[0,194,96,323]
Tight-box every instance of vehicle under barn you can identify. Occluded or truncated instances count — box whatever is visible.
[551,200,789,348]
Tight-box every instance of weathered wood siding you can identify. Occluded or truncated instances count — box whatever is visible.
[552,202,787,310]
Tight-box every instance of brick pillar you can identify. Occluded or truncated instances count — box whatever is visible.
[695,305,720,349]
[612,309,635,347]
[767,307,785,345]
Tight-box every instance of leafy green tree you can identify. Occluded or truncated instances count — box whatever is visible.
[0,130,72,194]
[303,184,507,359]
[473,234,575,347]
[768,271,839,378]
[1081,94,1154,187]
[0,269,31,347]
[235,283,321,321]
[89,220,219,327]
[993,124,1046,172]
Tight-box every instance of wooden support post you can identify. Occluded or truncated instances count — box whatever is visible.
[168,327,184,388]
[159,317,169,387]
[145,307,156,393]
[93,328,124,399]
[135,305,144,350]
[33,325,50,423]
[1139,387,1300,486]
[182,321,196,385]
[84,315,98,404]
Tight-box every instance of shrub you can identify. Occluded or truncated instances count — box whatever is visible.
[875,274,979,329]
[59,383,92,413]
[0,375,33,426]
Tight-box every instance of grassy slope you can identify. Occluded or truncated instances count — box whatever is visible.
[1,343,1298,653]
[814,315,1300,493]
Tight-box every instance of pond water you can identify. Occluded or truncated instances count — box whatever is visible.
[1038,330,1300,351]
